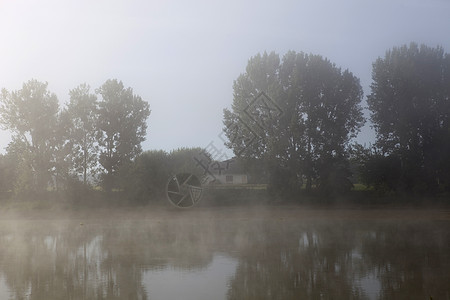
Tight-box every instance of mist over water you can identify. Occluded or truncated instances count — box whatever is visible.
[0,207,448,300]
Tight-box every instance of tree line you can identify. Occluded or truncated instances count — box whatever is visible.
[224,43,450,197]
[0,42,449,203]
[0,79,150,199]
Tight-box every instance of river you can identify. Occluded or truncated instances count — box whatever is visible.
[0,206,449,299]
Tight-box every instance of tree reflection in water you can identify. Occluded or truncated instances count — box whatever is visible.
[0,210,448,300]
[227,220,449,299]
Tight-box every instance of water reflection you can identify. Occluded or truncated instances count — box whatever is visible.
[143,255,237,300]
[0,210,448,299]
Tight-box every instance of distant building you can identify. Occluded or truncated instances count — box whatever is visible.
[212,173,248,185]
[205,158,248,185]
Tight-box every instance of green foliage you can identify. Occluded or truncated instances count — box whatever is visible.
[120,150,169,203]
[121,148,206,204]
[2,43,450,204]
[5,137,33,197]
[168,147,208,177]
[349,143,402,194]
[317,157,354,195]
[368,43,450,193]
[96,79,151,192]
[223,51,364,196]
[0,153,16,197]
[0,79,152,200]
[0,80,59,194]
[64,83,99,185]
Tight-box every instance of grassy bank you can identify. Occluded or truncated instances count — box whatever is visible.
[0,186,449,213]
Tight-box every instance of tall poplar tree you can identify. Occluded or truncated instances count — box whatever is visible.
[368,43,450,192]
[64,83,99,185]
[96,79,151,192]
[0,79,59,193]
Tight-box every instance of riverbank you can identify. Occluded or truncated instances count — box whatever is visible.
[0,198,449,222]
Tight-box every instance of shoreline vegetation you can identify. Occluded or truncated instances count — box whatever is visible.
[1,44,450,204]
[1,200,449,225]
[0,188,449,215]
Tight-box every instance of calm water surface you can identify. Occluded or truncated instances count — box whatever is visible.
[0,207,449,299]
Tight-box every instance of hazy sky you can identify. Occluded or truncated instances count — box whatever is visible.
[1,0,449,156]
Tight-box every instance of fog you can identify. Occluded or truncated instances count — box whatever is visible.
[1,1,450,299]
[0,206,449,299]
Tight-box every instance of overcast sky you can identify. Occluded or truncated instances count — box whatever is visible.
[1,0,449,156]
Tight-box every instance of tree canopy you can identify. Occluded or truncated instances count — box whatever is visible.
[1,43,450,202]
[368,43,450,192]
[223,51,364,196]
[96,79,151,191]
[64,83,99,185]
[0,80,59,193]
[0,79,151,196]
